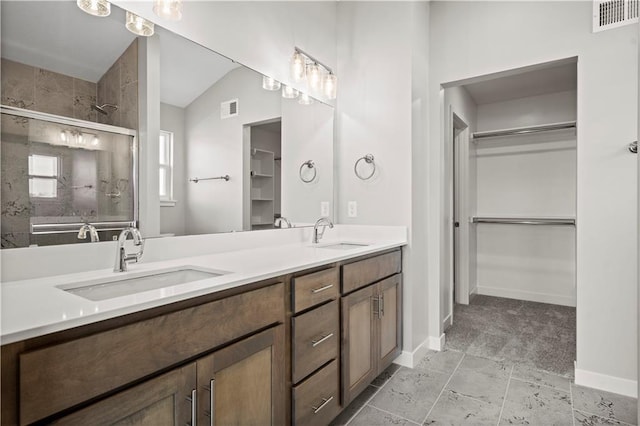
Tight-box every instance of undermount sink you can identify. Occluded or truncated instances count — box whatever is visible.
[58,267,228,301]
[317,243,369,250]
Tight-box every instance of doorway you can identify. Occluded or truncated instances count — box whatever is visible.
[242,119,282,231]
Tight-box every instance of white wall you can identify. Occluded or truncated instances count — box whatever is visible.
[281,100,334,223]
[337,1,432,358]
[160,102,186,236]
[185,67,281,234]
[430,1,638,394]
[112,1,337,105]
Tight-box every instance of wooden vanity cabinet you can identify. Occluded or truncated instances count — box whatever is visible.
[341,250,402,406]
[196,326,285,426]
[52,363,197,426]
[2,281,285,426]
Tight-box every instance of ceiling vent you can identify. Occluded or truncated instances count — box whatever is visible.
[220,99,239,119]
[593,0,639,32]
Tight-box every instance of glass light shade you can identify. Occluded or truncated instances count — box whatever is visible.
[262,76,281,91]
[282,85,299,99]
[126,11,155,37]
[324,73,337,100]
[290,51,306,82]
[298,93,314,105]
[77,0,111,17]
[307,63,323,92]
[153,0,183,21]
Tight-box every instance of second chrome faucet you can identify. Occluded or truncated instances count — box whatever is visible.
[313,217,334,244]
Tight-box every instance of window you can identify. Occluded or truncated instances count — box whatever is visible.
[28,154,58,198]
[159,130,174,205]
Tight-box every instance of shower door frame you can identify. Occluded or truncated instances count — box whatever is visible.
[0,105,139,233]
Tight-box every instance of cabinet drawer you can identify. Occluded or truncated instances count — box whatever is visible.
[293,359,340,426]
[19,283,284,425]
[342,250,401,294]
[292,299,339,383]
[292,267,339,313]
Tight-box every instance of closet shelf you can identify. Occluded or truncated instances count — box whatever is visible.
[472,217,576,226]
[472,121,576,141]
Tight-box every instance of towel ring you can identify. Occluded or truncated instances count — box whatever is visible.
[299,160,317,183]
[354,154,376,180]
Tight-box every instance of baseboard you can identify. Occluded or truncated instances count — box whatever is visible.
[442,314,452,331]
[393,335,441,368]
[476,285,576,307]
[575,367,638,398]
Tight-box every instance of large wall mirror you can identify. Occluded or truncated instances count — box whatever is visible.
[0,1,334,248]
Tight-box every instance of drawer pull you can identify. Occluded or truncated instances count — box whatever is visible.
[311,332,334,347]
[312,396,334,414]
[380,294,385,317]
[311,284,334,294]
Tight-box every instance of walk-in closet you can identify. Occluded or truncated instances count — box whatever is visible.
[444,59,578,376]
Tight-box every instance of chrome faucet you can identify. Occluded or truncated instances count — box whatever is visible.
[274,217,292,228]
[114,227,145,272]
[312,217,334,244]
[77,223,99,242]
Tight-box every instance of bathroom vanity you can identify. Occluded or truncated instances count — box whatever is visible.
[1,237,404,425]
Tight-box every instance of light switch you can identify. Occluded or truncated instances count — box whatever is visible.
[320,201,330,217]
[348,201,357,218]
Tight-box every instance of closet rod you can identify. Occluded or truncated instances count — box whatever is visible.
[472,121,576,141]
[472,217,576,226]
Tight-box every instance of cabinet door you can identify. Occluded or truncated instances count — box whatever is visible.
[53,363,196,426]
[341,285,377,406]
[196,326,285,426]
[377,274,403,372]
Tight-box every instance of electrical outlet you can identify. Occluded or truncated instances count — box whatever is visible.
[320,201,330,217]
[348,201,357,218]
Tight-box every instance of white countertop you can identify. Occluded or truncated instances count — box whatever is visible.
[1,237,405,344]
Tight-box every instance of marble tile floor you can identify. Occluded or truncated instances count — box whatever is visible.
[332,296,637,426]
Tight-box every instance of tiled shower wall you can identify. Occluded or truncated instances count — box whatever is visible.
[0,39,138,130]
[1,58,99,122]
[97,39,138,130]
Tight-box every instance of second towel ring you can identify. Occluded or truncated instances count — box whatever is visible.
[299,160,317,183]
[354,154,376,180]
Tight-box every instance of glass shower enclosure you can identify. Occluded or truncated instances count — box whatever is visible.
[1,106,137,248]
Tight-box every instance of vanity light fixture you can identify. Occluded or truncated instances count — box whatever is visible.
[298,93,314,105]
[290,51,306,82]
[262,75,281,91]
[290,47,337,99]
[125,11,155,37]
[153,0,183,21]
[282,85,299,99]
[324,72,337,100]
[77,0,111,17]
[307,63,323,92]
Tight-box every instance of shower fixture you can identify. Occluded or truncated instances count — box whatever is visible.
[91,104,119,115]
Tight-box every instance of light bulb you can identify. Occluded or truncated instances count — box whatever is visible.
[282,85,299,99]
[60,130,67,142]
[153,0,182,21]
[126,11,155,36]
[324,73,337,100]
[77,0,110,17]
[92,136,100,146]
[262,75,281,91]
[290,51,306,82]
[298,93,314,105]
[307,63,323,92]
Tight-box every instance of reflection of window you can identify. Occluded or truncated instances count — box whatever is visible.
[159,130,174,204]
[28,154,58,198]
